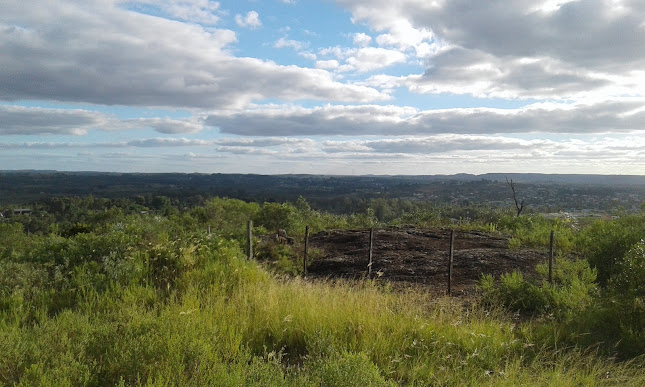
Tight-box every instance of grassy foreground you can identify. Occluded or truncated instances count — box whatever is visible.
[2,239,643,386]
[2,197,645,385]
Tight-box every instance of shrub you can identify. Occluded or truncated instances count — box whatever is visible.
[480,257,597,318]
[604,240,645,355]
[255,240,302,276]
[480,272,547,315]
[192,197,260,239]
[578,215,645,285]
[309,352,393,387]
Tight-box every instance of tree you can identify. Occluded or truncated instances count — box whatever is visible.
[506,177,525,217]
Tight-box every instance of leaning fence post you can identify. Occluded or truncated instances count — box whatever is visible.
[368,227,374,278]
[303,225,309,277]
[549,230,554,284]
[247,220,253,260]
[448,229,455,296]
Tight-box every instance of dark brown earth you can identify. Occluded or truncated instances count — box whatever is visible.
[306,227,549,296]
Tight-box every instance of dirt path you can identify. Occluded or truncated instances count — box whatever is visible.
[307,227,548,296]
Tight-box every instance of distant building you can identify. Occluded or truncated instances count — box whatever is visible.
[13,208,32,215]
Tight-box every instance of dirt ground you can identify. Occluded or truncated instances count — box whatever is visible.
[306,227,549,296]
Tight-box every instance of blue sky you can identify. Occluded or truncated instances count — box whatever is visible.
[1,0,645,175]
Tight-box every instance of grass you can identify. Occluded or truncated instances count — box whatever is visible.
[2,202,645,385]
[2,248,644,386]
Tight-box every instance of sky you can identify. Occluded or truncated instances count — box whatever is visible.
[1,0,645,175]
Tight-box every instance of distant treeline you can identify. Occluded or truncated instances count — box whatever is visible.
[2,171,645,214]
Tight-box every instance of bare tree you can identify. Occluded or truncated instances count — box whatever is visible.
[506,177,525,216]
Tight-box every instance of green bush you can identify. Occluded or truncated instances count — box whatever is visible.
[480,272,547,314]
[191,197,260,239]
[496,215,576,252]
[578,215,645,285]
[255,240,302,276]
[604,240,645,355]
[480,257,597,318]
[309,352,393,387]
[255,202,302,236]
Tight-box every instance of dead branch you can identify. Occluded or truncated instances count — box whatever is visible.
[506,177,525,217]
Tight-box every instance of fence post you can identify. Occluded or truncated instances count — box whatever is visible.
[304,225,309,277]
[247,220,253,260]
[549,230,554,284]
[448,229,455,296]
[368,227,374,278]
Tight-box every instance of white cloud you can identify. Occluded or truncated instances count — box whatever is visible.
[214,137,315,147]
[317,46,407,73]
[299,51,317,60]
[216,146,279,155]
[0,1,386,109]
[398,50,609,99]
[0,105,208,135]
[125,118,205,134]
[353,32,372,47]
[127,138,211,147]
[322,136,562,154]
[274,37,307,51]
[206,99,645,136]
[336,0,645,100]
[0,105,107,135]
[345,47,407,73]
[315,59,339,70]
[235,10,262,29]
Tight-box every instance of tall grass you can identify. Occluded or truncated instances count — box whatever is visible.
[2,246,643,386]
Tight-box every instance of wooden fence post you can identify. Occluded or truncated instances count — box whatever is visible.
[549,230,554,284]
[448,229,455,296]
[304,225,309,277]
[247,220,253,260]
[368,227,374,278]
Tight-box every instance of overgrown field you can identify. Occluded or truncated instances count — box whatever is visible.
[2,196,645,385]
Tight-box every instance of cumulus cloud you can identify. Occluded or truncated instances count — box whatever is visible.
[125,118,205,134]
[206,104,418,136]
[214,137,315,147]
[216,146,280,155]
[353,32,372,47]
[0,105,107,135]
[206,100,645,136]
[345,47,407,73]
[406,49,610,99]
[336,0,645,99]
[0,105,212,135]
[235,11,261,29]
[322,136,562,154]
[274,37,307,51]
[317,46,407,73]
[315,60,339,70]
[0,1,386,109]
[127,138,212,147]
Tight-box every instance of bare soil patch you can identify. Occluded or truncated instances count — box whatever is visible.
[307,227,548,296]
